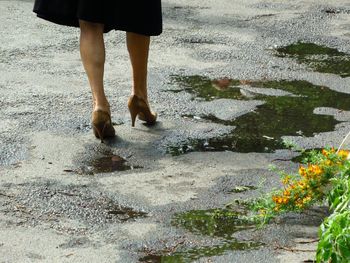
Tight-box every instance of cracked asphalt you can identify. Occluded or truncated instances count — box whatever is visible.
[1,0,350,262]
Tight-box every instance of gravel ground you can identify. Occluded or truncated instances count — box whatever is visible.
[1,0,350,262]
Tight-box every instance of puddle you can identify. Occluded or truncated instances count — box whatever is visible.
[72,151,142,175]
[139,209,260,262]
[170,75,244,101]
[90,155,141,173]
[276,42,350,77]
[139,241,261,263]
[168,76,350,155]
[172,209,255,239]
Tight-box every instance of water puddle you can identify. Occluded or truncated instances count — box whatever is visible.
[70,153,142,175]
[172,209,255,239]
[168,76,350,155]
[139,209,260,262]
[139,241,260,263]
[276,42,350,77]
[169,75,244,101]
[90,155,141,173]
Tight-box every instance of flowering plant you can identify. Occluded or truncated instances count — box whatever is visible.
[272,148,348,211]
[250,148,348,222]
[244,147,350,262]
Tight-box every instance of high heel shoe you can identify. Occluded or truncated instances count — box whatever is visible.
[127,95,157,127]
[91,110,116,142]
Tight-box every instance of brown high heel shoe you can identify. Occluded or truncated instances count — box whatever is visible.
[91,110,116,142]
[127,95,157,127]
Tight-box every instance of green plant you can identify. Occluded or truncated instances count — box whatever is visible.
[316,161,350,262]
[235,147,350,262]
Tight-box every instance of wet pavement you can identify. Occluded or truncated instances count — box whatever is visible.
[1,0,350,262]
[168,77,350,154]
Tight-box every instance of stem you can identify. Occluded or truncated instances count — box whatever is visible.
[336,130,350,154]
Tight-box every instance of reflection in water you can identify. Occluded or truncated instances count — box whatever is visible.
[72,152,142,175]
[91,154,140,173]
[168,76,350,155]
[139,209,263,263]
[170,75,244,101]
[139,209,261,262]
[139,240,261,263]
[172,209,255,239]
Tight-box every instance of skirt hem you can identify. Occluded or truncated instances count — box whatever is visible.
[34,12,162,36]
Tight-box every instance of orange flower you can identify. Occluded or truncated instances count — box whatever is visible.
[277,197,283,204]
[303,196,311,204]
[322,149,329,157]
[272,195,288,205]
[282,175,291,185]
[282,197,290,204]
[337,149,349,160]
[299,166,307,176]
[308,164,322,176]
[297,181,307,189]
[322,148,335,157]
[283,189,291,196]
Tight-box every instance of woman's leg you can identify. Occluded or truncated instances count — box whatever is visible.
[126,32,150,103]
[79,20,110,114]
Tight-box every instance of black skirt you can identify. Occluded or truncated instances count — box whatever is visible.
[33,0,162,36]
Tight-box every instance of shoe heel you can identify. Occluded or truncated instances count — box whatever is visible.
[92,123,106,143]
[91,110,115,142]
[129,108,139,127]
[128,95,157,126]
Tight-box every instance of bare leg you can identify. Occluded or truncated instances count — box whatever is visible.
[126,32,150,103]
[79,20,110,114]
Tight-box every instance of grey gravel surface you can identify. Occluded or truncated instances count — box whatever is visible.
[1,0,350,262]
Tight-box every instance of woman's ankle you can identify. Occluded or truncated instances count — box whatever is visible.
[132,92,148,103]
[93,101,111,114]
